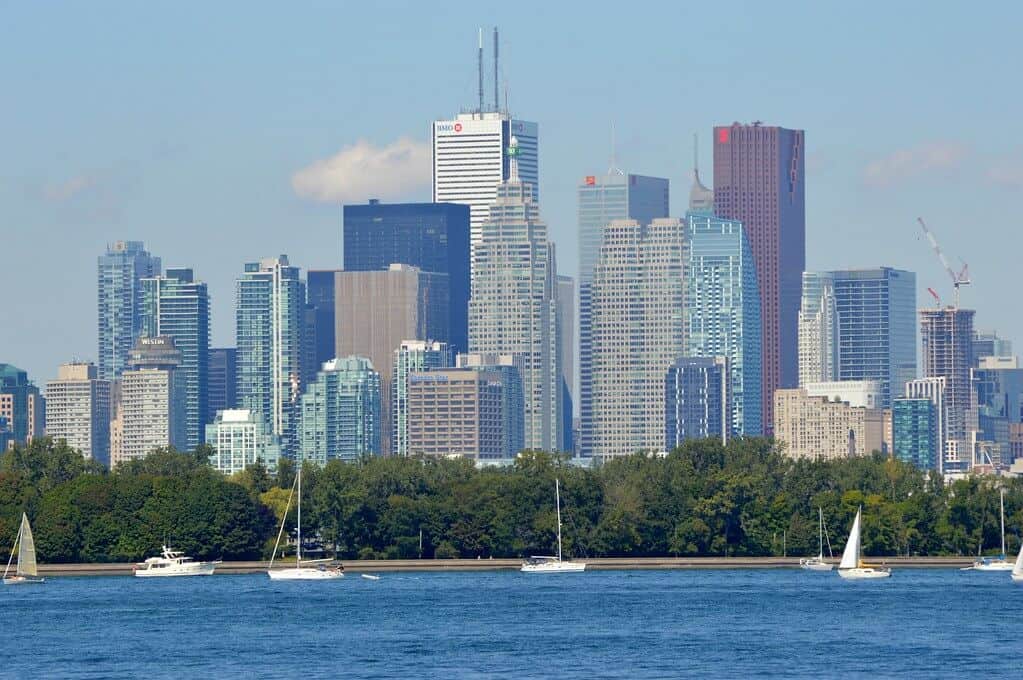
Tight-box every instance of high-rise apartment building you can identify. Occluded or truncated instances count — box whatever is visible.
[578,172,669,457]
[97,241,161,381]
[665,357,729,448]
[0,364,44,448]
[799,269,916,407]
[774,388,884,461]
[298,357,381,465]
[406,368,507,460]
[207,347,237,421]
[236,256,306,458]
[589,218,687,458]
[972,331,1014,365]
[342,200,471,353]
[920,307,975,444]
[206,409,280,475]
[334,264,449,454]
[905,377,951,472]
[714,123,805,431]
[469,139,564,452]
[685,212,762,437]
[118,336,187,466]
[892,398,938,470]
[457,353,526,458]
[45,362,110,465]
[802,380,882,409]
[141,267,210,449]
[392,340,453,456]
[798,273,839,385]
[556,274,575,450]
[433,112,538,262]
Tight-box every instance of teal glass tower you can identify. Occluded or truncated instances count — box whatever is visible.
[893,398,938,470]
[684,213,762,436]
[97,241,161,381]
[298,356,382,464]
[236,256,306,458]
[141,268,210,449]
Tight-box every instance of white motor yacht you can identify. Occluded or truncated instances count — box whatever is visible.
[134,545,217,577]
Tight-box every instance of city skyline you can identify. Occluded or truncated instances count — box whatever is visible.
[4,5,1022,382]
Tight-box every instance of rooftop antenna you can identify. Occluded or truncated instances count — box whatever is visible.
[493,27,499,112]
[608,122,623,176]
[477,28,484,116]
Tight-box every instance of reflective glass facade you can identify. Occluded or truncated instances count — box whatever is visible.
[97,241,161,381]
[893,398,937,470]
[298,356,381,464]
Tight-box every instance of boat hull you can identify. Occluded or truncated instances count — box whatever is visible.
[970,561,1014,571]
[838,568,891,580]
[3,575,45,585]
[134,563,216,577]
[799,559,833,571]
[1011,572,1023,583]
[267,567,344,580]
[520,561,586,573]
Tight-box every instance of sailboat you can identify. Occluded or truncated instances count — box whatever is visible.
[3,513,44,585]
[837,506,891,580]
[964,488,1013,571]
[267,466,343,580]
[1011,539,1023,583]
[800,507,834,571]
[521,478,585,573]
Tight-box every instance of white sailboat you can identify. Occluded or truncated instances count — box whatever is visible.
[837,506,891,580]
[1011,539,1023,583]
[521,478,586,573]
[3,513,44,585]
[267,466,343,580]
[964,488,1013,571]
[800,507,834,571]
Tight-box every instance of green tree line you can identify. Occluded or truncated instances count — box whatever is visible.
[2,436,1022,563]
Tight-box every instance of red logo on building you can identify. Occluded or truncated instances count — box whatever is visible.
[717,128,729,144]
[454,123,462,132]
[585,175,596,186]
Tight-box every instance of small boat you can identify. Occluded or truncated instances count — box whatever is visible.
[837,506,891,580]
[134,545,218,577]
[361,573,380,581]
[3,513,44,585]
[521,478,586,573]
[963,489,1013,571]
[800,507,834,571]
[1011,540,1023,583]
[267,467,343,581]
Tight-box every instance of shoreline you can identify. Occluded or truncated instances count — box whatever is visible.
[35,555,981,576]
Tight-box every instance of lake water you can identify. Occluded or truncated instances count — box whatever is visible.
[2,569,1020,678]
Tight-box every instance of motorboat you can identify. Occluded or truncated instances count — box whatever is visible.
[134,545,218,577]
[521,478,585,573]
[837,507,891,580]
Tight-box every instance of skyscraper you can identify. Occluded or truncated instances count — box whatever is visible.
[406,368,508,460]
[714,123,805,431]
[118,336,187,465]
[298,356,381,464]
[469,138,564,451]
[589,218,687,458]
[207,347,237,421]
[342,200,471,353]
[892,398,938,470]
[457,353,526,458]
[920,307,975,445]
[798,272,839,385]
[433,112,538,263]
[97,241,161,381]
[236,256,306,458]
[45,362,110,465]
[334,264,450,454]
[392,340,453,457]
[0,364,44,448]
[774,388,884,460]
[307,270,338,369]
[665,357,729,448]
[905,377,951,472]
[577,172,669,457]
[556,274,575,450]
[141,267,210,449]
[685,213,762,436]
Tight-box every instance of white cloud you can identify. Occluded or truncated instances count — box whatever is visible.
[42,174,97,202]
[291,137,431,203]
[863,141,968,188]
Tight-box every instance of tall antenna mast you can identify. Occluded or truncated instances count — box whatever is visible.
[477,28,484,116]
[693,133,699,175]
[493,27,499,112]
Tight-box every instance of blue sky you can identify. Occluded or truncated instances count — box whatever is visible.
[2,1,1021,382]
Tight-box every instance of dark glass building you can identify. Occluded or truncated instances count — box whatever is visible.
[207,347,237,421]
[307,270,338,369]
[342,200,470,353]
[665,357,729,449]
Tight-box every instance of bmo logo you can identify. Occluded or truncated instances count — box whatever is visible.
[454,123,462,132]
[437,123,463,133]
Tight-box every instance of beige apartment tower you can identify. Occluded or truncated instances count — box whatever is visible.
[774,388,884,461]
[406,369,505,460]
[45,362,111,466]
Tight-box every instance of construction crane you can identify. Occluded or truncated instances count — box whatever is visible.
[917,217,970,308]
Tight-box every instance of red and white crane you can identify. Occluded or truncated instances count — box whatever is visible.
[917,217,970,308]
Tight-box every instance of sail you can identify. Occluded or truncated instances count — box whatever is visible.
[1013,540,1023,576]
[839,508,861,570]
[18,513,38,577]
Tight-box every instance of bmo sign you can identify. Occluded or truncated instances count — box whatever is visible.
[436,122,463,133]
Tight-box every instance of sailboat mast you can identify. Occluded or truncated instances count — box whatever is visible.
[556,478,563,562]
[296,466,302,567]
[1001,488,1006,557]
[818,508,824,560]
[3,519,20,580]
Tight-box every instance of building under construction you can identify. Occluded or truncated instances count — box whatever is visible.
[919,307,975,447]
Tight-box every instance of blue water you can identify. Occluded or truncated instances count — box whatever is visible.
[1,569,1020,678]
